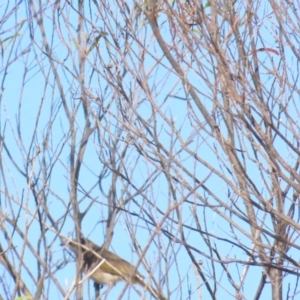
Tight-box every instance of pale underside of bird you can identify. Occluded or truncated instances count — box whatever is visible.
[67,237,167,300]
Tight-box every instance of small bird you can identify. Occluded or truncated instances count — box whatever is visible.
[67,237,166,300]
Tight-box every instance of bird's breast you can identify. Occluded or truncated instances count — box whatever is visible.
[89,268,122,285]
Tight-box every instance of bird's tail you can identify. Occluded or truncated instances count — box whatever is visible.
[136,275,167,300]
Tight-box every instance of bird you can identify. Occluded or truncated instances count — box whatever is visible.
[67,237,167,300]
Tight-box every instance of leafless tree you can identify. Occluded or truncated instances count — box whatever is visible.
[0,1,299,299]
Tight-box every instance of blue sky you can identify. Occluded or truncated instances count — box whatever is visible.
[0,1,299,300]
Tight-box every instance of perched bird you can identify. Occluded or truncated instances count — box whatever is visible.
[68,237,166,300]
